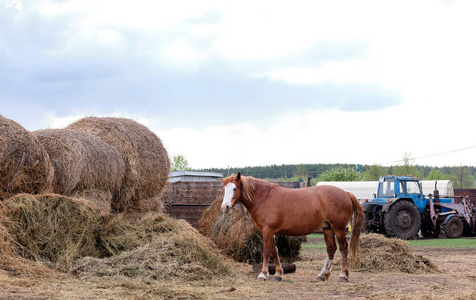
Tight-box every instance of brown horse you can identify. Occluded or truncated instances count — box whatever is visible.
[220,172,364,282]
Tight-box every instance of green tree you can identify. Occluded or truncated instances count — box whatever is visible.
[171,154,191,172]
[295,164,307,178]
[317,167,364,182]
[392,152,423,179]
[426,168,448,180]
[363,164,388,180]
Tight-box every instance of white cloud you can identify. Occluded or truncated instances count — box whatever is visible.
[4,0,476,169]
[162,40,208,71]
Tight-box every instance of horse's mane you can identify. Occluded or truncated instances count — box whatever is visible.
[241,176,279,203]
[222,174,279,203]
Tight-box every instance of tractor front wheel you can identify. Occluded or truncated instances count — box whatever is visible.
[443,216,464,239]
[384,200,421,239]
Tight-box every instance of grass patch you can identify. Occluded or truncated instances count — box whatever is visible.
[303,234,476,255]
[307,233,323,239]
[410,238,476,248]
[302,233,326,253]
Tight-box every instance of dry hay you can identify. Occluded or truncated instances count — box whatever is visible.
[122,196,164,221]
[67,117,170,213]
[74,215,231,282]
[71,189,114,215]
[0,115,54,200]
[0,215,52,278]
[33,129,126,214]
[0,194,231,282]
[335,233,438,274]
[0,194,103,268]
[198,196,303,264]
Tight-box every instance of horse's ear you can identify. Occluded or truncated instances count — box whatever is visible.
[236,172,241,180]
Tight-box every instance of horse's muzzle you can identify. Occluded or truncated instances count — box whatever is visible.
[221,205,231,213]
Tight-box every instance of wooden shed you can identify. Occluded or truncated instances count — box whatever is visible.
[162,171,224,227]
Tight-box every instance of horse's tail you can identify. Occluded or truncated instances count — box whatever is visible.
[347,192,364,266]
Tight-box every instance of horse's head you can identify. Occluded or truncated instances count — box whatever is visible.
[219,172,242,213]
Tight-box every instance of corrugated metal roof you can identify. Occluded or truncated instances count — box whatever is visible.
[168,171,224,182]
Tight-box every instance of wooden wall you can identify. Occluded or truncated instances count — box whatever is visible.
[161,181,222,228]
[454,189,476,205]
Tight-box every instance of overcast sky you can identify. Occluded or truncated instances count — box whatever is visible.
[2,0,476,169]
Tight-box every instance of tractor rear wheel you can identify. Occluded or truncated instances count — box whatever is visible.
[384,200,421,239]
[443,216,464,239]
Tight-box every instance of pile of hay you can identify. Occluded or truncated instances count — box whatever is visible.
[198,196,303,264]
[33,129,126,214]
[74,216,231,281]
[0,194,103,268]
[67,117,170,213]
[337,233,438,274]
[0,194,230,280]
[0,115,54,200]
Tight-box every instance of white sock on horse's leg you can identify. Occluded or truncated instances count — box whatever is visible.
[257,271,269,280]
[318,256,332,280]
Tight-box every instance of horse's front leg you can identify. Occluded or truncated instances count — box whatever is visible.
[257,230,271,281]
[258,229,283,281]
[269,235,284,282]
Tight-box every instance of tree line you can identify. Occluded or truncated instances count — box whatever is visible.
[200,163,476,189]
[171,154,476,189]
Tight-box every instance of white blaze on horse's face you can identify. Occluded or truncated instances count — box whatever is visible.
[221,182,236,213]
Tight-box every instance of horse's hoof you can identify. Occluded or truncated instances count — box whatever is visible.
[317,276,326,281]
[271,276,282,282]
[338,276,349,283]
[257,277,267,282]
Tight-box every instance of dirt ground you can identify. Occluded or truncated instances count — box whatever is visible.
[1,238,475,300]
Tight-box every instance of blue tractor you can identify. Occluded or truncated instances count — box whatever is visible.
[362,175,476,239]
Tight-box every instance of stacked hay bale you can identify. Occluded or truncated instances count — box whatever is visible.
[67,117,170,213]
[0,115,54,199]
[198,196,303,264]
[32,129,125,214]
[1,115,217,279]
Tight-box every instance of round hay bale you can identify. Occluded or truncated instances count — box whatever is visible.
[72,189,114,215]
[67,117,170,213]
[0,194,103,268]
[0,115,54,199]
[122,196,164,220]
[33,129,126,214]
[198,196,303,264]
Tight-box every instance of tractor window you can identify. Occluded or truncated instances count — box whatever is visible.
[399,181,405,194]
[406,181,421,194]
[378,178,395,197]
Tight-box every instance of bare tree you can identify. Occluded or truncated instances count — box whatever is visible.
[451,165,472,189]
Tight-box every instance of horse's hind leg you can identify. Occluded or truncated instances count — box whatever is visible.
[318,228,337,281]
[335,229,350,282]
